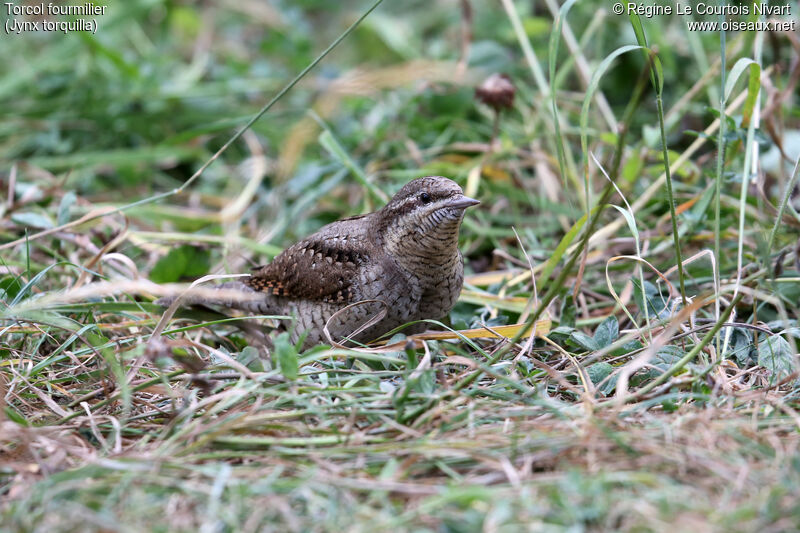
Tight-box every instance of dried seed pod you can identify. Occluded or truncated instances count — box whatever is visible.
[475,73,515,111]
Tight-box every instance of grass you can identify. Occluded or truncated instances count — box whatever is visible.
[2,1,800,531]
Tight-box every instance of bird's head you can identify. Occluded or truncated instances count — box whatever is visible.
[378,177,478,261]
[380,176,479,235]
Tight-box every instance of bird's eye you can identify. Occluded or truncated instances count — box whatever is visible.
[419,192,432,204]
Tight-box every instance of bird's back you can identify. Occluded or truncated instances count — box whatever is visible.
[158,176,477,347]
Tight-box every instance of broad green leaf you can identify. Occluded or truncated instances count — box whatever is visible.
[548,326,576,343]
[587,362,616,396]
[632,279,671,319]
[568,331,600,351]
[611,339,643,357]
[0,276,22,300]
[150,247,188,284]
[722,327,755,366]
[275,332,298,380]
[11,212,54,230]
[150,245,210,283]
[758,335,796,385]
[636,346,685,383]
[784,328,800,340]
[182,247,211,278]
[594,316,619,348]
[559,293,576,328]
[57,191,77,226]
[237,346,264,372]
[652,346,684,371]
[587,362,612,384]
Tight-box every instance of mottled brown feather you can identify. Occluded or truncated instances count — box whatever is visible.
[243,237,368,303]
[161,176,478,348]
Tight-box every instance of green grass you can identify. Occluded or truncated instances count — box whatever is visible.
[2,1,800,531]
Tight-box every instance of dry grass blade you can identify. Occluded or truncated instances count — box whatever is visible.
[2,3,800,531]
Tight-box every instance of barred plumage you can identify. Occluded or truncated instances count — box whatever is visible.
[158,176,479,348]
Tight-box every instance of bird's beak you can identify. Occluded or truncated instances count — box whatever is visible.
[443,195,481,209]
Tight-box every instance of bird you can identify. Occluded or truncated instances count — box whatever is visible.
[158,176,479,348]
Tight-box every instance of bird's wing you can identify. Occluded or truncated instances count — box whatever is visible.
[243,235,369,303]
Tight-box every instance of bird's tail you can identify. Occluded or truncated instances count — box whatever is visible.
[155,280,272,314]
